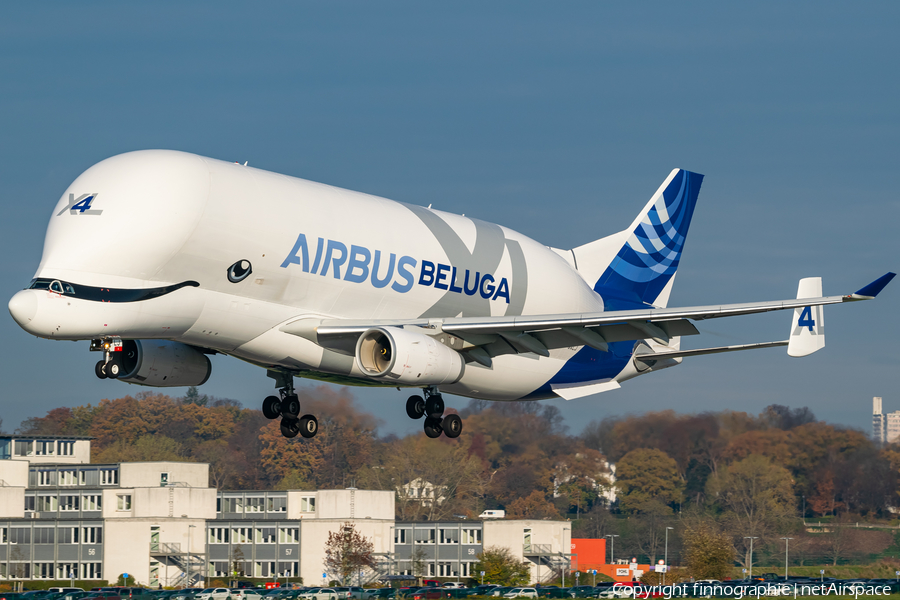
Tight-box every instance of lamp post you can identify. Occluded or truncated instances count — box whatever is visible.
[780,537,794,579]
[743,537,758,580]
[605,535,620,566]
[664,527,674,585]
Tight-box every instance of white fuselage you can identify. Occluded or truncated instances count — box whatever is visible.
[10,150,647,400]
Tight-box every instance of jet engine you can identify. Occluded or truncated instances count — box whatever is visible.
[117,339,212,387]
[355,326,464,385]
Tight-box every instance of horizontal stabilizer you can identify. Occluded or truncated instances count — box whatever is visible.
[634,340,788,363]
[788,277,825,357]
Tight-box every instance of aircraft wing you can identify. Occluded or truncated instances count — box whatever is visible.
[281,273,895,362]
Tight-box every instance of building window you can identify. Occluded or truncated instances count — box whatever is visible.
[83,494,102,511]
[81,562,102,579]
[78,470,89,485]
[267,496,287,512]
[116,494,132,511]
[58,527,79,544]
[460,562,472,577]
[34,528,55,544]
[9,562,31,579]
[60,495,80,511]
[256,528,276,544]
[216,497,222,513]
[438,563,455,577]
[59,470,77,486]
[100,468,119,485]
[300,496,316,512]
[58,441,75,456]
[232,527,252,544]
[278,527,298,544]
[210,561,229,577]
[82,527,102,544]
[0,527,7,543]
[245,497,265,513]
[37,471,55,486]
[254,561,276,577]
[35,441,55,456]
[222,497,242,513]
[439,529,458,544]
[38,495,58,512]
[277,562,298,577]
[14,440,33,456]
[428,563,435,576]
[461,529,482,544]
[57,563,78,579]
[24,495,35,512]
[394,528,409,544]
[0,439,10,460]
[208,528,230,544]
[415,528,435,544]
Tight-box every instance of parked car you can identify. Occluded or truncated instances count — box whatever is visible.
[503,590,537,599]
[298,590,339,600]
[537,588,569,599]
[567,587,595,599]
[0,594,24,600]
[84,593,122,600]
[490,590,513,598]
[231,591,265,600]
[196,590,232,600]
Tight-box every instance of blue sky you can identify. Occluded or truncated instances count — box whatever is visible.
[1,2,897,436]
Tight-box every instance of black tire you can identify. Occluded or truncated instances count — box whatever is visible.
[95,360,108,379]
[425,394,444,418]
[423,416,443,438]
[280,419,300,438]
[281,394,301,419]
[262,395,281,419]
[443,414,463,438]
[106,358,121,379]
[406,395,425,419]
[299,414,318,438]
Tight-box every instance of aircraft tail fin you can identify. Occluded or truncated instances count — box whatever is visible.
[788,277,825,357]
[571,169,704,309]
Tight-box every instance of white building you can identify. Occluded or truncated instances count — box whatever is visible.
[0,435,569,586]
[873,397,886,443]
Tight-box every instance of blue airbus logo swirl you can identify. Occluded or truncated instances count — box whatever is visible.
[595,169,703,307]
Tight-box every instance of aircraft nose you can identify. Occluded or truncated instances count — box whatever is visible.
[9,289,38,328]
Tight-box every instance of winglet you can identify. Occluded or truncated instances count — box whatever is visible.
[853,272,896,299]
[788,277,825,358]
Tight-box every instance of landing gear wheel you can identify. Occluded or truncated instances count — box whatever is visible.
[299,414,318,438]
[406,395,426,420]
[106,358,121,379]
[95,360,108,379]
[423,416,443,439]
[442,414,463,438]
[262,396,282,419]
[425,394,444,418]
[281,394,301,419]
[280,419,300,438]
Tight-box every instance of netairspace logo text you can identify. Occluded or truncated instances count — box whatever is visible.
[614,583,893,599]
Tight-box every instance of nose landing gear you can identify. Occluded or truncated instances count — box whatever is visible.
[262,371,319,439]
[406,387,462,439]
[92,337,124,380]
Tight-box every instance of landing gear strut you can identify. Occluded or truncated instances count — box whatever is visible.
[91,337,123,380]
[406,387,462,439]
[262,371,319,439]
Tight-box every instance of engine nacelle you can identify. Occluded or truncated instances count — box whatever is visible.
[355,326,464,385]
[118,340,212,387]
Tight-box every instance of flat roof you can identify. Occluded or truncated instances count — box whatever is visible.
[1,435,94,440]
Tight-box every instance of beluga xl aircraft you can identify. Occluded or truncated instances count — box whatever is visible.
[8,151,894,439]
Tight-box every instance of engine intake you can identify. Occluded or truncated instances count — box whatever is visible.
[118,340,212,387]
[355,326,464,385]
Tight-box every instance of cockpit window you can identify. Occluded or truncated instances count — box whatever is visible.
[28,278,199,303]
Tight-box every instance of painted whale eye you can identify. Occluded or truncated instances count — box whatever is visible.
[227,260,252,283]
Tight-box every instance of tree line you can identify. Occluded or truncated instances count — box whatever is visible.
[17,389,900,567]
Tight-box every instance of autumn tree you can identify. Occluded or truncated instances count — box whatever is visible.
[615,448,684,513]
[682,520,734,580]
[324,522,376,585]
[472,547,530,586]
[705,454,795,567]
[507,491,560,520]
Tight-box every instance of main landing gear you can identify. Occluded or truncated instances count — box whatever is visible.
[406,387,463,439]
[92,338,124,380]
[261,375,319,439]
